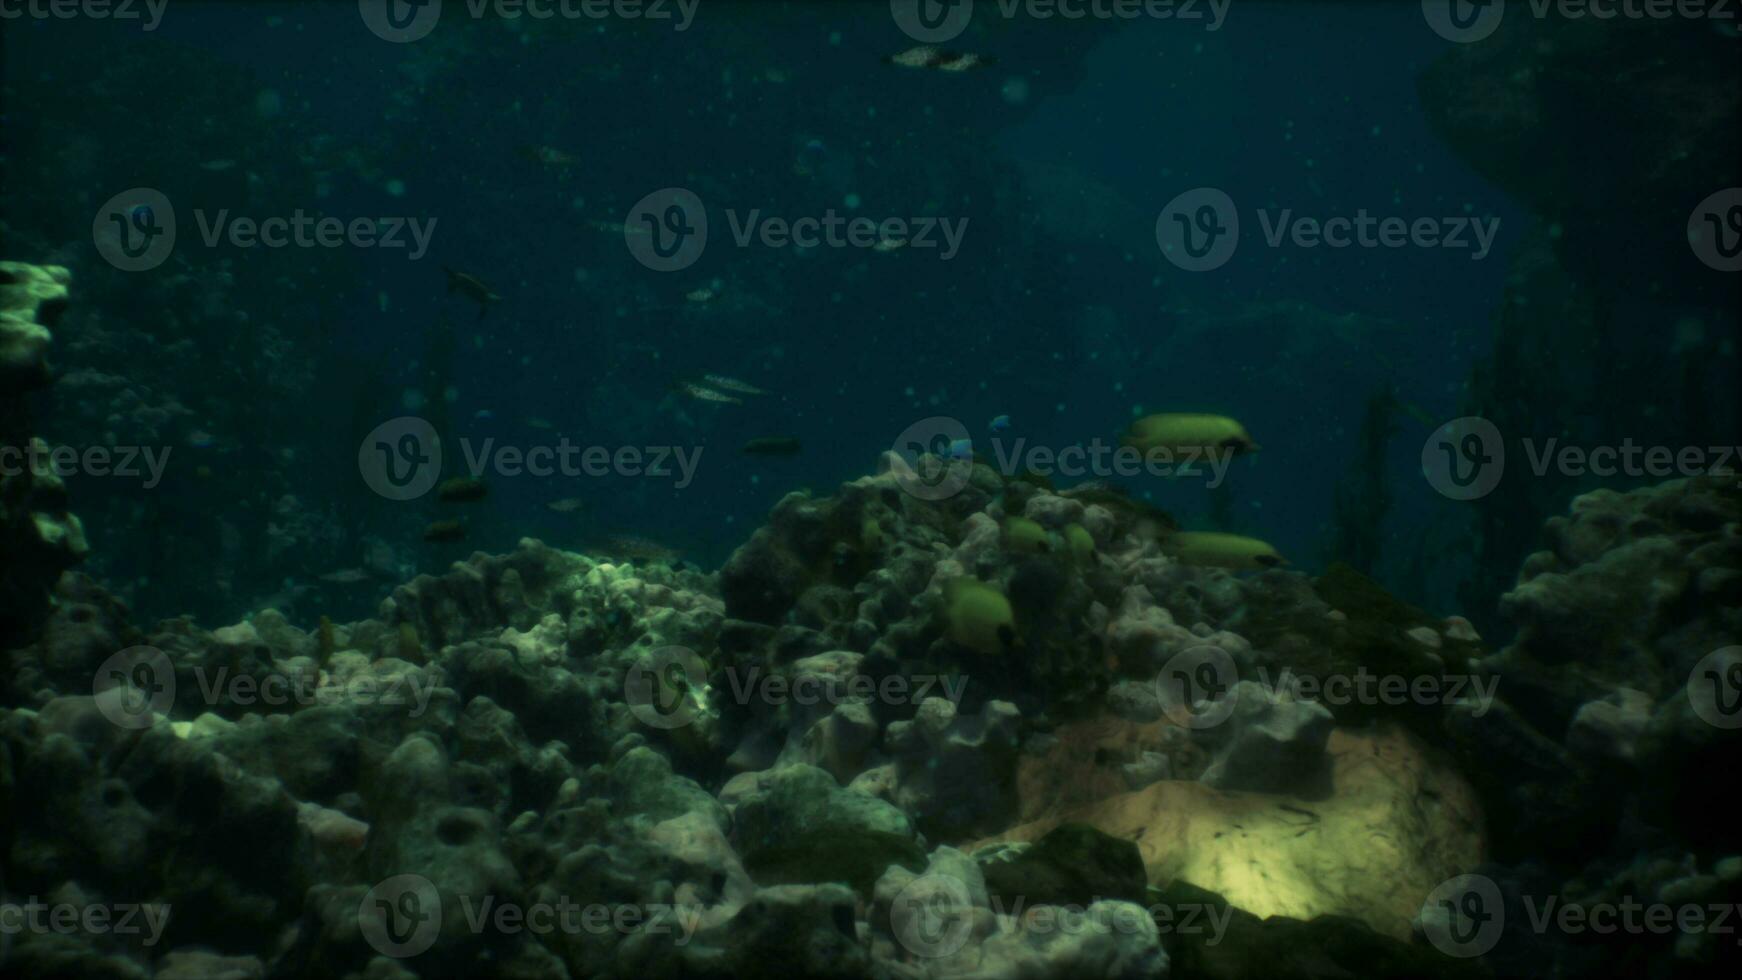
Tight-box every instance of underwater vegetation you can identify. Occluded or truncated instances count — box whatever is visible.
[2,4,1739,980]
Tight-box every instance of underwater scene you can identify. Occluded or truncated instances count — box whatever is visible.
[2,1,1741,977]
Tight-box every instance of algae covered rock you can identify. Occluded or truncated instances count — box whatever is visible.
[1195,680,1335,798]
[730,763,925,894]
[974,822,1149,909]
[1155,879,1484,980]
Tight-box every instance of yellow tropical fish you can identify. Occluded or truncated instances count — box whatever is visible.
[1122,413,1259,456]
[1162,532,1285,571]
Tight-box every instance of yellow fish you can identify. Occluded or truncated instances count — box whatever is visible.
[1163,532,1285,571]
[1122,413,1259,456]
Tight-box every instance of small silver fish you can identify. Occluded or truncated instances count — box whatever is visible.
[885,46,994,72]
[701,374,766,396]
[319,568,372,585]
[679,382,742,405]
[546,497,586,514]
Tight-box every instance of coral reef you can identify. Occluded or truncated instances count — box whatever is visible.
[0,261,88,643]
[1441,475,1742,976]
[3,456,1525,974]
[3,455,1737,978]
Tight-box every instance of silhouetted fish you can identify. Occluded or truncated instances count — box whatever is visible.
[437,477,488,503]
[742,436,801,456]
[444,266,500,319]
[423,520,467,543]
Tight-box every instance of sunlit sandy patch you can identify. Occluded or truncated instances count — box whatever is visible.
[982,722,1483,939]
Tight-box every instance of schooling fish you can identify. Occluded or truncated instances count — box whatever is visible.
[444,266,500,319]
[742,436,802,456]
[884,46,995,72]
[436,476,488,502]
[422,520,467,543]
[989,414,1011,433]
[546,497,586,514]
[702,374,766,396]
